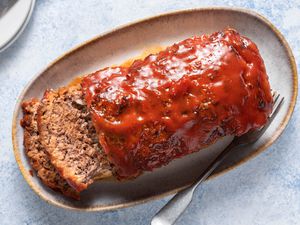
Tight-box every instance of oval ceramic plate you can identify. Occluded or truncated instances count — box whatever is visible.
[12,7,297,211]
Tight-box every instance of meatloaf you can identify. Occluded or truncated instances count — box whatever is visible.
[37,85,112,192]
[21,28,273,198]
[21,84,112,198]
[82,28,273,179]
[21,99,79,199]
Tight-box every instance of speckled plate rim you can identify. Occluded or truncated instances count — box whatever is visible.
[12,7,298,212]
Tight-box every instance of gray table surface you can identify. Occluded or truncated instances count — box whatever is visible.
[0,0,299,224]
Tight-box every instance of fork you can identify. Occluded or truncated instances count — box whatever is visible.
[151,92,284,225]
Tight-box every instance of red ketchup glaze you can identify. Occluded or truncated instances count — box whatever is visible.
[82,28,273,179]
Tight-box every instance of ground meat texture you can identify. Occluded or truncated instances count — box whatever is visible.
[37,85,111,192]
[21,99,79,199]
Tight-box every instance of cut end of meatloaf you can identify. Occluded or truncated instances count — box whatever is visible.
[21,99,80,200]
[37,85,112,192]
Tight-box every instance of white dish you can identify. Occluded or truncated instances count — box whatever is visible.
[0,0,35,52]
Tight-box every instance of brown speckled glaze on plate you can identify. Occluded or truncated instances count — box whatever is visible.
[12,7,298,211]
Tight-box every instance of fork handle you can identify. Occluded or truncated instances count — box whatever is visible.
[151,140,239,225]
[151,186,195,225]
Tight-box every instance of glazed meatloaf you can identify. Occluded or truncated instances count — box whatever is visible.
[21,28,273,198]
[81,28,273,178]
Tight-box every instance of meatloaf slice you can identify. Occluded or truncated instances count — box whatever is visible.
[37,85,111,192]
[21,99,79,199]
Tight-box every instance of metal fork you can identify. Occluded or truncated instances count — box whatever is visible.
[151,92,284,225]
